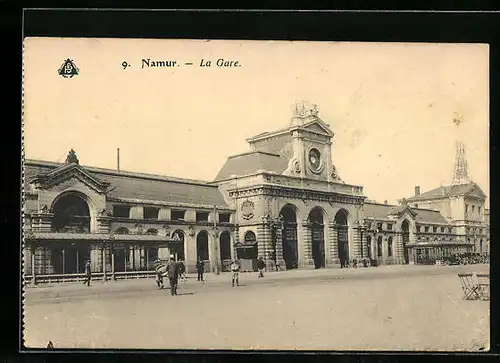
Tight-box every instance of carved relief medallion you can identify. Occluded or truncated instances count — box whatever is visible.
[241,200,255,220]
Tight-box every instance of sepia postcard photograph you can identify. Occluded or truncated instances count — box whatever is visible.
[22,37,490,351]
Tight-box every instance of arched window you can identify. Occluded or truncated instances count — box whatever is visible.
[388,237,393,257]
[196,231,209,260]
[115,227,130,235]
[244,231,257,244]
[145,228,158,235]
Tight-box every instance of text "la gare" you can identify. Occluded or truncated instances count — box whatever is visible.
[200,59,241,67]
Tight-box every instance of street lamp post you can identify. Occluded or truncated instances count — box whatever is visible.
[213,205,220,275]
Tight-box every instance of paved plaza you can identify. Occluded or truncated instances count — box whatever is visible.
[23,264,489,351]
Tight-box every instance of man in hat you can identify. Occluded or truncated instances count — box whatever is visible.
[166,255,179,296]
[230,259,240,287]
[83,260,91,287]
[196,257,205,282]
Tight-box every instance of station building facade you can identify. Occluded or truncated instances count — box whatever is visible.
[22,103,490,281]
[23,153,236,283]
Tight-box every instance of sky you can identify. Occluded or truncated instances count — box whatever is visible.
[23,38,489,206]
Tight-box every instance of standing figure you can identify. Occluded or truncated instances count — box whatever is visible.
[257,256,266,278]
[230,259,240,287]
[154,259,166,289]
[83,260,91,287]
[196,257,205,282]
[166,255,179,296]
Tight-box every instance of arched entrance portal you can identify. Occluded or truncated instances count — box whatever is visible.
[196,231,209,261]
[171,230,185,261]
[52,193,91,233]
[335,209,349,267]
[401,220,410,264]
[281,205,298,269]
[309,208,325,269]
[220,231,232,264]
[366,235,373,259]
[50,193,92,274]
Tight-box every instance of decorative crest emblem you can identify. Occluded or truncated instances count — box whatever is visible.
[58,59,79,78]
[241,200,255,220]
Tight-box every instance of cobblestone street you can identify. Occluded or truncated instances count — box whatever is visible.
[23,265,489,351]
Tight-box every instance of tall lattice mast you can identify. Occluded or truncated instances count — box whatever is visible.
[452,141,471,185]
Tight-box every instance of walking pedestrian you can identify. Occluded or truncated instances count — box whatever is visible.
[230,259,240,287]
[154,259,165,289]
[196,257,204,282]
[178,261,186,280]
[83,260,91,287]
[257,256,266,278]
[166,255,179,296]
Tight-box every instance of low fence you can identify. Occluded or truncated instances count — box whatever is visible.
[24,270,157,285]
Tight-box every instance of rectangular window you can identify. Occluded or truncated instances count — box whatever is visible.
[433,226,437,233]
[478,207,481,214]
[377,223,383,231]
[472,205,475,213]
[219,213,230,223]
[196,211,209,222]
[143,207,160,220]
[424,226,429,233]
[171,210,186,221]
[387,224,393,231]
[449,228,453,234]
[113,205,130,218]
[465,204,468,213]
[440,227,445,233]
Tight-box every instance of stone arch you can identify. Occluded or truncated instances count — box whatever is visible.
[50,191,92,233]
[377,235,383,258]
[115,227,130,235]
[50,190,98,233]
[401,219,411,264]
[280,204,299,269]
[220,231,232,262]
[309,206,327,269]
[367,235,373,259]
[145,228,158,235]
[334,208,350,267]
[171,229,185,261]
[196,230,210,261]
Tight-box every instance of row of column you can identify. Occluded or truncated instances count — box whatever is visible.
[257,220,366,269]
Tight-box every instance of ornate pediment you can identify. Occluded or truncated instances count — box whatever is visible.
[30,163,111,194]
[389,204,417,219]
[301,119,334,137]
[465,183,487,200]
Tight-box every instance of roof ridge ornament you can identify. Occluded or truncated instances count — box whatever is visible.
[291,101,319,126]
[65,148,79,164]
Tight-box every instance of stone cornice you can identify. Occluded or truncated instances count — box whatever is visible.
[229,185,365,205]
[107,196,234,212]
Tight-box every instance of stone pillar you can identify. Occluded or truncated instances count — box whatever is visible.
[90,246,102,273]
[275,225,285,269]
[394,232,403,264]
[258,218,274,270]
[300,219,314,268]
[102,246,106,281]
[328,222,339,265]
[96,216,112,234]
[30,245,37,285]
[111,247,116,280]
[353,226,364,260]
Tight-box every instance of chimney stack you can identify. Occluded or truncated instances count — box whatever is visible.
[117,148,120,171]
[415,186,420,196]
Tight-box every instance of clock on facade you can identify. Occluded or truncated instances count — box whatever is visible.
[308,148,322,171]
